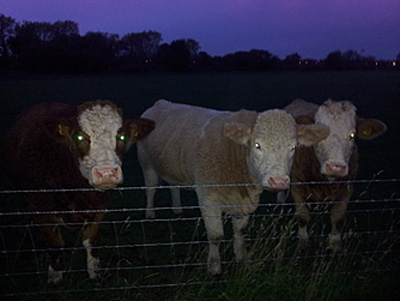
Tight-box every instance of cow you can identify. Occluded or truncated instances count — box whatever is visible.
[2,100,155,284]
[137,99,329,275]
[278,99,387,254]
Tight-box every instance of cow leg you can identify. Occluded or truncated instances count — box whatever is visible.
[170,187,183,216]
[198,193,223,275]
[232,215,249,263]
[295,203,311,251]
[35,215,65,284]
[327,199,348,255]
[81,211,105,281]
[138,148,159,219]
[143,168,159,219]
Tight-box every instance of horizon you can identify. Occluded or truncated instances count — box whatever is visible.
[2,0,400,60]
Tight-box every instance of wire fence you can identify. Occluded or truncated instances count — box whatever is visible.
[0,178,399,298]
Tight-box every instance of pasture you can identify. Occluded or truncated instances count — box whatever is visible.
[1,71,399,300]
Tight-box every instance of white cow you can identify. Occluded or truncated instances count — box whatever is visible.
[137,100,329,275]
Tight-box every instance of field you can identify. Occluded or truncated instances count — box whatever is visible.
[1,71,400,300]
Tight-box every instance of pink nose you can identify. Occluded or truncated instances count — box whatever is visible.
[324,162,348,177]
[92,166,123,189]
[267,176,290,191]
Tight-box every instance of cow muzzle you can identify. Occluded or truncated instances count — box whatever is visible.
[322,161,348,178]
[265,176,290,191]
[91,165,123,190]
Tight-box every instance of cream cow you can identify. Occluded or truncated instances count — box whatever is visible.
[137,99,329,275]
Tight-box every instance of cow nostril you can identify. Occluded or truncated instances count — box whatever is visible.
[325,162,348,176]
[93,166,122,179]
[327,163,345,170]
[91,166,123,189]
[96,167,117,176]
[267,176,290,190]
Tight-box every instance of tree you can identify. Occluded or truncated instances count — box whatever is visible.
[9,21,51,71]
[9,20,82,72]
[119,31,161,58]
[324,50,344,70]
[196,51,214,70]
[157,39,200,72]
[52,20,79,37]
[324,49,378,70]
[78,32,119,72]
[283,53,301,69]
[118,31,162,72]
[222,49,279,71]
[0,14,16,59]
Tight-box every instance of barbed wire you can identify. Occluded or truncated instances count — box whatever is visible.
[2,248,399,279]
[2,259,400,298]
[0,178,399,195]
[0,196,399,218]
[1,178,399,298]
[1,228,399,256]
[1,205,399,230]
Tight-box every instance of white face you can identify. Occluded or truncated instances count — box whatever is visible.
[314,100,357,178]
[247,110,297,190]
[77,104,124,189]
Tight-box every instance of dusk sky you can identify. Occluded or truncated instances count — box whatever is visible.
[2,0,399,60]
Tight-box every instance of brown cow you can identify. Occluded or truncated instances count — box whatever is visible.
[2,100,154,284]
[279,99,387,254]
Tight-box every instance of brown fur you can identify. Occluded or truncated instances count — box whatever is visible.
[285,99,387,254]
[2,100,154,283]
[290,145,358,210]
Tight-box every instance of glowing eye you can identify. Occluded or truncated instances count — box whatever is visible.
[291,145,296,151]
[77,135,84,141]
[119,135,126,141]
[255,143,261,150]
[350,132,356,139]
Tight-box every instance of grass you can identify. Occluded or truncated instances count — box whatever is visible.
[0,71,399,300]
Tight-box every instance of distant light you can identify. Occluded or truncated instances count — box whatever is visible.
[375,62,379,66]
[392,62,396,67]
[298,61,302,65]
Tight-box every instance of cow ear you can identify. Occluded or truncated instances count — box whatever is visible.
[57,120,79,146]
[224,122,252,145]
[295,115,315,125]
[124,118,155,148]
[130,118,155,140]
[297,124,330,146]
[356,117,387,140]
[43,119,74,143]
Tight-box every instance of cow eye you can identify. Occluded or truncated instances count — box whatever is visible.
[291,145,296,152]
[118,134,126,142]
[255,143,261,150]
[349,132,356,140]
[77,135,85,142]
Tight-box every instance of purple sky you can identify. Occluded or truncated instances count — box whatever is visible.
[2,0,399,59]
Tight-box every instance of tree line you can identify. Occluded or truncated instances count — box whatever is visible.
[1,14,399,74]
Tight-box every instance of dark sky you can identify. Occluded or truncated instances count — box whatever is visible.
[2,0,399,59]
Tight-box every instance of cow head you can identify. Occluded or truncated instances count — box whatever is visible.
[300,99,387,179]
[224,109,329,191]
[56,100,155,190]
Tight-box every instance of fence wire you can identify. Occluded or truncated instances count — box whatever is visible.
[1,178,399,195]
[0,178,399,298]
